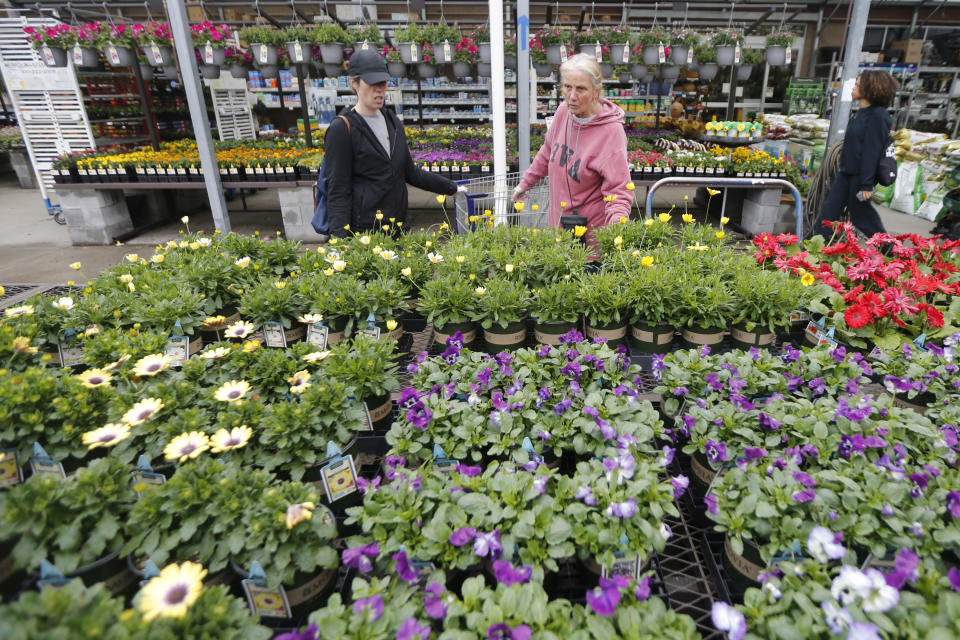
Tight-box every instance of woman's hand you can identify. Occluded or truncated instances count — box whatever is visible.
[859,191,873,202]
[511,185,527,202]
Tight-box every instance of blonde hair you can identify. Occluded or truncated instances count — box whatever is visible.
[559,53,603,89]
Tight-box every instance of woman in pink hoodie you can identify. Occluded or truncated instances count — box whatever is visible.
[512,53,631,235]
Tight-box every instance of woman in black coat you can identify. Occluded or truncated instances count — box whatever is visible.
[812,70,899,239]
[324,49,458,238]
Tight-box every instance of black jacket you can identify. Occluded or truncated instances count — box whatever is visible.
[323,107,457,237]
[840,105,892,192]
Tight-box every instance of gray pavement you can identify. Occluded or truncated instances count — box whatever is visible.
[0,174,939,286]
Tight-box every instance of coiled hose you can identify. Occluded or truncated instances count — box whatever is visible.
[803,141,844,237]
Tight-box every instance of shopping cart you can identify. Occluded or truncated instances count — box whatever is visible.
[453,171,551,233]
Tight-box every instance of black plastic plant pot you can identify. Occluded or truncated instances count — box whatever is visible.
[433,320,478,348]
[730,322,775,350]
[57,550,138,599]
[721,535,767,594]
[483,320,527,353]
[126,554,236,591]
[585,318,628,349]
[533,320,577,346]
[629,320,676,353]
[363,391,394,430]
[680,322,726,349]
[0,536,28,603]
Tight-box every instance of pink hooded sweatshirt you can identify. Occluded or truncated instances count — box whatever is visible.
[517,99,632,231]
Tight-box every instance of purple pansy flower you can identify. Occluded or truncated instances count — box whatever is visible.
[393,550,418,583]
[397,618,431,640]
[424,581,447,619]
[575,485,597,506]
[342,542,380,573]
[672,475,690,498]
[538,430,551,440]
[949,567,960,593]
[275,623,319,640]
[743,447,767,460]
[705,440,728,464]
[792,489,817,503]
[657,445,675,467]
[449,527,477,547]
[585,575,628,616]
[946,491,960,518]
[477,367,493,386]
[793,471,818,487]
[885,548,919,589]
[711,601,747,640]
[456,464,482,477]
[537,344,551,357]
[758,412,781,431]
[704,494,719,514]
[634,575,651,601]
[596,417,617,440]
[673,387,689,397]
[357,476,382,494]
[492,559,533,586]
[473,530,502,558]
[486,623,532,640]
[406,404,433,430]
[353,594,384,621]
[553,398,572,414]
[559,328,583,344]
[399,387,421,409]
[705,373,723,391]
[605,499,638,519]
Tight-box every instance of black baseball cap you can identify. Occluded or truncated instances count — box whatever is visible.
[348,48,391,85]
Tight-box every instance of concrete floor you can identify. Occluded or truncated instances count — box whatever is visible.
[0,173,938,285]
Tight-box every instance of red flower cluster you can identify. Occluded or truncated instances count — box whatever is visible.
[754,222,960,333]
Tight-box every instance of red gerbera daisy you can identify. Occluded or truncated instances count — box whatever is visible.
[844,303,874,330]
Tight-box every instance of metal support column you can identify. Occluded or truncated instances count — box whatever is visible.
[825,0,870,153]
[807,6,823,77]
[725,65,739,120]
[167,0,231,233]
[517,0,530,172]
[131,61,161,150]
[490,0,507,190]
[296,63,312,147]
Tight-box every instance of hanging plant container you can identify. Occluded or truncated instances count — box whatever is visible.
[229,64,249,79]
[483,320,527,353]
[323,63,343,76]
[617,71,632,83]
[251,43,278,67]
[730,323,774,349]
[434,321,478,347]
[672,45,690,66]
[161,64,178,79]
[71,45,100,68]
[534,320,577,346]
[630,63,648,80]
[39,45,67,68]
[387,61,407,77]
[417,63,437,78]
[610,43,630,64]
[737,64,753,81]
[716,46,735,66]
[0,537,26,600]
[642,45,661,65]
[199,63,221,79]
[478,41,491,63]
[286,41,309,64]
[197,44,226,66]
[434,41,454,64]
[628,320,675,353]
[477,62,492,77]
[698,63,719,80]
[578,43,602,60]
[397,42,419,64]
[139,64,154,81]
[533,62,553,77]
[142,44,173,67]
[680,322,725,348]
[259,64,279,79]
[766,45,787,66]
[600,63,614,78]
[452,61,472,78]
[103,44,135,68]
[661,65,680,80]
[319,43,344,63]
[584,318,628,349]
[545,44,566,65]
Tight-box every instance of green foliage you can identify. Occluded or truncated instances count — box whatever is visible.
[476,278,532,329]
[530,280,581,324]
[239,26,285,46]
[578,271,629,327]
[731,267,809,332]
[324,334,400,398]
[0,581,130,640]
[418,273,480,329]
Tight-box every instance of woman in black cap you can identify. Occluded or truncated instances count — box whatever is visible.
[324,48,459,237]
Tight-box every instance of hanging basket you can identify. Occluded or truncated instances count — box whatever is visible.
[452,61,472,78]
[478,41,491,63]
[671,45,690,66]
[251,43,278,67]
[698,63,719,80]
[579,43,603,61]
[398,42,419,64]
[766,45,787,66]
[630,63,647,80]
[609,43,630,64]
[642,45,661,65]
[545,44,566,65]
[617,71,632,83]
[323,63,343,77]
[197,44,226,66]
[661,65,680,81]
[417,62,437,78]
[387,61,407,77]
[286,41,309,64]
[477,62,492,77]
[433,41,454,64]
[103,44,135,68]
[599,63,614,78]
[716,45,735,66]
[142,44,173,66]
[139,64,154,81]
[533,62,553,77]
[199,63,221,79]
[71,45,100,68]
[160,64,179,79]
[737,64,753,81]
[229,63,249,79]
[40,46,68,67]
[319,43,344,63]
[258,64,279,79]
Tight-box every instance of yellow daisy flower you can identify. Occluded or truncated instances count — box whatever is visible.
[214,379,251,403]
[82,423,130,449]
[198,347,231,360]
[132,353,171,377]
[302,351,331,363]
[122,397,164,426]
[288,370,312,394]
[209,425,252,453]
[77,368,113,388]
[163,431,210,462]
[138,561,207,621]
[224,321,255,339]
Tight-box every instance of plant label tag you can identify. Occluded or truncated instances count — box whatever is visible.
[42,46,55,66]
[164,336,189,366]
[785,47,791,64]
[359,402,374,432]
[108,46,120,66]
[411,559,436,588]
[58,342,84,368]
[658,44,666,64]
[734,45,741,64]
[294,42,303,62]
[0,449,21,488]
[204,44,214,64]
[361,41,369,51]
[73,46,83,65]
[320,455,358,503]
[132,470,165,497]
[594,43,602,61]
[149,45,163,65]
[443,43,451,61]
[29,458,65,481]
[481,164,490,173]
[258,45,268,64]
[687,48,694,64]
[789,309,809,323]
[242,580,291,618]
[434,457,458,475]
[410,44,418,63]
[559,46,568,62]
[306,323,329,349]
[362,326,381,341]
[601,550,641,580]
[621,46,629,63]
[263,321,287,348]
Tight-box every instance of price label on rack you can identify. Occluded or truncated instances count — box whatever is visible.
[258,45,268,64]
[107,46,120,66]
[443,42,451,62]
[293,42,303,62]
[594,43,602,61]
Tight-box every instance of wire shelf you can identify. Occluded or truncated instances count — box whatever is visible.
[454,171,551,233]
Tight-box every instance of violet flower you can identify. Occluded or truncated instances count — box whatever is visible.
[473,530,502,558]
[399,387,421,409]
[553,398,572,414]
[492,559,532,586]
[596,417,617,440]
[743,447,767,461]
[477,367,493,386]
[705,373,723,391]
[949,567,960,593]
[605,499,638,519]
[792,489,817,503]
[397,618,431,640]
[711,601,746,640]
[634,575,651,601]
[704,494,719,514]
[758,412,781,431]
[585,575,627,616]
[352,594,384,621]
[275,623,319,640]
[575,485,597,506]
[672,475,689,498]
[885,548,919,589]
[449,527,477,547]
[807,526,845,564]
[947,491,960,518]
[406,404,433,430]
[673,387,689,397]
[393,550,418,583]
[705,440,728,464]
[793,470,818,487]
[456,464,482,477]
[357,476,381,494]
[538,430,551,440]
[424,581,447,619]
[486,623,531,640]
[447,330,465,346]
[342,542,380,573]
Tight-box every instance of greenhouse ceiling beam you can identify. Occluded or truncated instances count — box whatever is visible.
[743,8,775,35]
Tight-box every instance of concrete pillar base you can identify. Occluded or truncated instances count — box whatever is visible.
[59,189,134,245]
[278,186,320,242]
